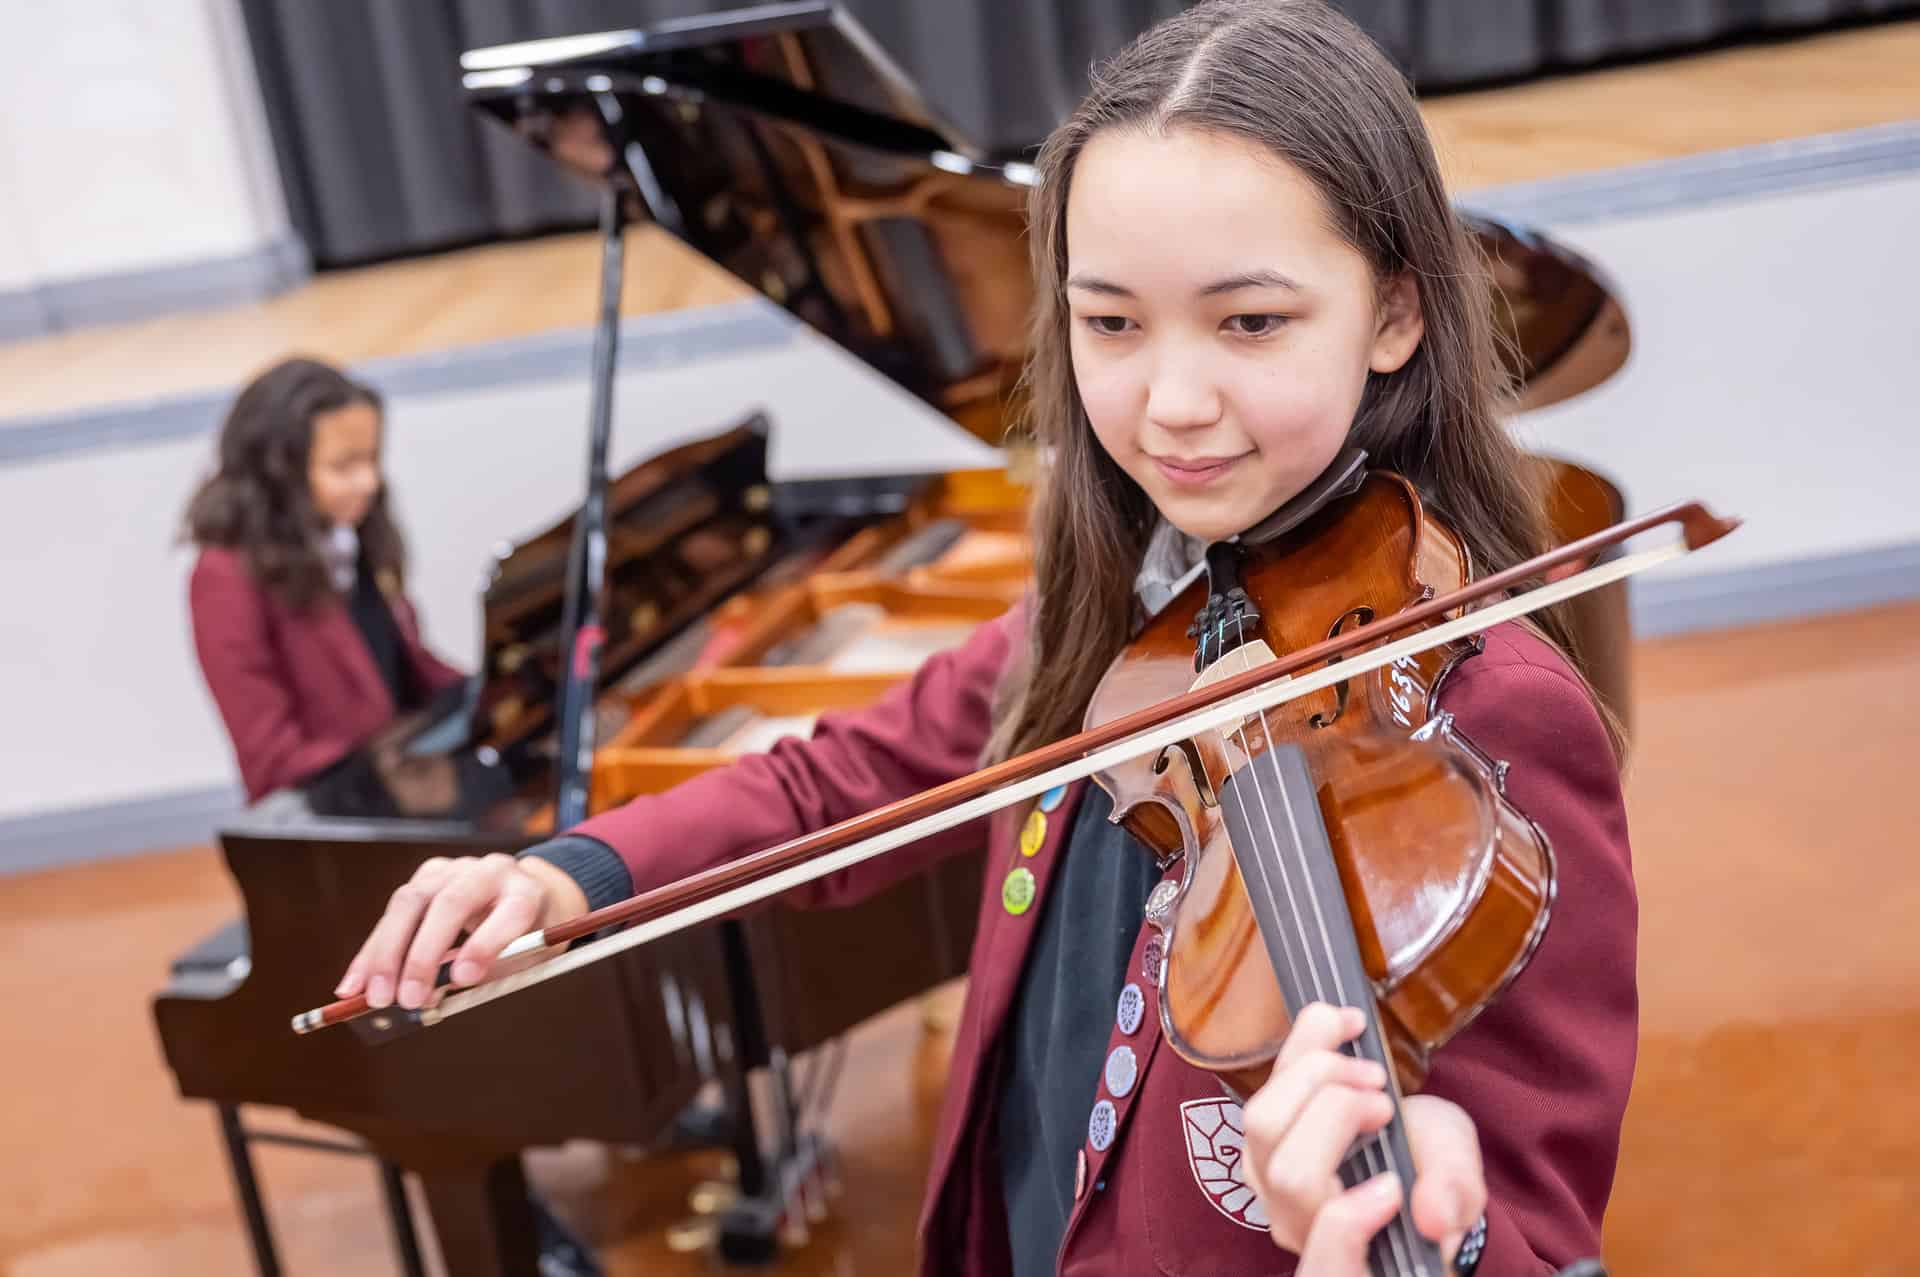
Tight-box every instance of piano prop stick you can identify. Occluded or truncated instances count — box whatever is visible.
[548,182,623,831]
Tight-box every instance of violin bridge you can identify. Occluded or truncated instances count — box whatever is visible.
[1188,639,1285,746]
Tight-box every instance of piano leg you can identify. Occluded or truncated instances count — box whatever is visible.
[415,1156,539,1276]
[217,1103,282,1277]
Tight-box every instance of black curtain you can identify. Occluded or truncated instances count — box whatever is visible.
[239,0,1918,268]
[1340,0,1920,87]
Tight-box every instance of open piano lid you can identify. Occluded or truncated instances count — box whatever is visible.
[461,0,1629,431]
[463,0,1035,444]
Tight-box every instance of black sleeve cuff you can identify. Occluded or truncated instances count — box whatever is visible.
[519,835,634,913]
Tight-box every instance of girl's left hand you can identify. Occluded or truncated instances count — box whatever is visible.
[1242,1003,1486,1273]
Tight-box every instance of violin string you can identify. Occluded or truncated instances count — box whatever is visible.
[1218,627,1409,1277]
[1220,605,1414,1277]
[1217,604,1416,1277]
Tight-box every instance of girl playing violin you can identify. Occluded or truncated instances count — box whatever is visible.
[335,2,1635,1272]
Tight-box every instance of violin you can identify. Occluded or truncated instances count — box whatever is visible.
[1088,463,1553,1276]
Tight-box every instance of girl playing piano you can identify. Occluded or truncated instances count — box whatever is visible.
[184,356,464,801]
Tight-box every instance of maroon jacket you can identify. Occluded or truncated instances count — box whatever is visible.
[189,546,465,801]
[578,604,1635,1275]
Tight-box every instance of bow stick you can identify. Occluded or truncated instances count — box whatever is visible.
[294,498,1738,1036]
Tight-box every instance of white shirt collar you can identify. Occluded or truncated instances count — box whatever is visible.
[1134,519,1207,617]
[322,523,358,593]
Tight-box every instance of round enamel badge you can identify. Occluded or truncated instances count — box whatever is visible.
[1019,809,1047,856]
[1002,866,1036,915]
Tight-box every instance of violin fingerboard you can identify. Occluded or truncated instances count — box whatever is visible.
[1219,744,1444,1277]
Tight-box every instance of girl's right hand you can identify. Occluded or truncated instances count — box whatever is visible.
[332,853,590,1011]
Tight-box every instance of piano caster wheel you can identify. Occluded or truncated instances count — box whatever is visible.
[716,1199,783,1266]
[690,1179,740,1215]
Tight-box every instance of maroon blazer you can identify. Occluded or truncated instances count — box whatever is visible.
[578,605,1635,1276]
[189,546,466,801]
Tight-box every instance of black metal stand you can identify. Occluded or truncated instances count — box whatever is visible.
[710,920,838,1266]
[719,922,772,1200]
[216,1103,424,1277]
[218,1104,281,1277]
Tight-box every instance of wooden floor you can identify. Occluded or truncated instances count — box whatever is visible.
[1,20,1916,422]
[5,599,1917,1275]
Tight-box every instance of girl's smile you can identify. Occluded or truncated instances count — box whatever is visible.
[1151,451,1252,487]
[1064,125,1425,543]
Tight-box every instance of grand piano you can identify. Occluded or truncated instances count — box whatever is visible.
[155,4,1637,1274]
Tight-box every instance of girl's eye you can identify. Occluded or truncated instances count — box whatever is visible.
[1082,315,1136,337]
[1225,313,1287,337]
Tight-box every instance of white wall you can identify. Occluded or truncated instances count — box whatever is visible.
[0,0,287,293]
[1511,173,1920,579]
[0,193,40,294]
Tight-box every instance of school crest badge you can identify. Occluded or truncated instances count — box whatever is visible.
[1179,1098,1268,1230]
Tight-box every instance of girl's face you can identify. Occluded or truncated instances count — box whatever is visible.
[1065,127,1424,543]
[307,400,383,529]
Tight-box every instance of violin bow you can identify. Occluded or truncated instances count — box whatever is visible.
[294,498,1738,1036]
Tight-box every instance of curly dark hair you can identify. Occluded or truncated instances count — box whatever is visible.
[183,356,407,612]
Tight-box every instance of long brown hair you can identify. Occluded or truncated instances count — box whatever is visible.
[988,0,1610,764]
[183,356,407,612]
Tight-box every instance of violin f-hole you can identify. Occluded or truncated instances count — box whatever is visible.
[1310,606,1374,729]
[1153,739,1219,809]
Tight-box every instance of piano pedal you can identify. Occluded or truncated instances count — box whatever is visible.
[665,1215,719,1254]
[819,1141,845,1199]
[689,1179,740,1215]
[800,1172,828,1223]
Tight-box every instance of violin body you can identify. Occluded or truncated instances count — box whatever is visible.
[1087,472,1556,1098]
